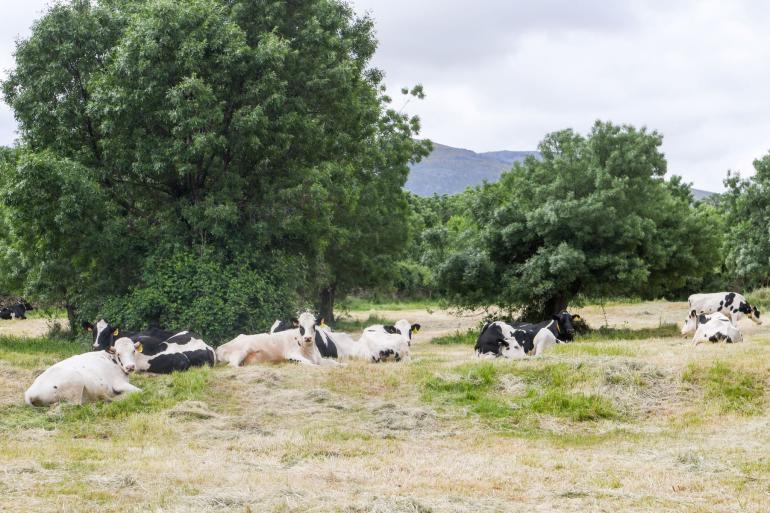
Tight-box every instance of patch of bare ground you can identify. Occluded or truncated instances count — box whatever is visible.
[1,302,769,512]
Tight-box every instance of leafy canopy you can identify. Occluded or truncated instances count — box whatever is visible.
[0,0,428,338]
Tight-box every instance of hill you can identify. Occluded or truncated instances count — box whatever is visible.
[407,143,716,200]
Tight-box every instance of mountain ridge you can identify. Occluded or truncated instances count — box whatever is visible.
[406,142,715,200]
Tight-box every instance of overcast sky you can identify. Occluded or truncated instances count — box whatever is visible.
[3,1,770,191]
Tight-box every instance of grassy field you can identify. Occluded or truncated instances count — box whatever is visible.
[1,301,770,512]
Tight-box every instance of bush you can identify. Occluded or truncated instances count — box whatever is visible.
[89,248,299,345]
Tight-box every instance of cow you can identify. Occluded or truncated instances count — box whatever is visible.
[271,319,408,363]
[688,292,761,327]
[363,319,421,346]
[510,311,579,343]
[82,319,215,373]
[0,300,34,320]
[270,318,298,333]
[474,321,561,358]
[218,312,332,367]
[687,312,743,345]
[25,337,142,406]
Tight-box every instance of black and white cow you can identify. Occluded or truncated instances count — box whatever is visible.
[0,300,34,320]
[363,319,421,346]
[82,319,216,373]
[688,292,761,327]
[270,316,338,357]
[510,311,578,343]
[683,311,743,345]
[475,311,579,358]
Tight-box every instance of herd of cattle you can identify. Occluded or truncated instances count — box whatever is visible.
[20,291,762,407]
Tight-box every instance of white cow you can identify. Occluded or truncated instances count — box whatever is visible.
[358,327,412,363]
[364,319,421,346]
[216,312,331,367]
[25,337,142,406]
[688,292,761,327]
[687,312,743,345]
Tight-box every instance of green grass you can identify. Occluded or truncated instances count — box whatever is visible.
[747,287,770,312]
[431,329,477,345]
[0,336,89,369]
[422,362,619,430]
[338,297,443,312]
[577,323,679,341]
[682,361,765,415]
[552,343,639,357]
[0,334,215,434]
[24,307,67,320]
[332,314,395,332]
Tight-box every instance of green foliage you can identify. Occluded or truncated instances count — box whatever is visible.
[721,153,770,289]
[95,248,298,344]
[683,361,765,415]
[438,121,724,317]
[1,0,428,333]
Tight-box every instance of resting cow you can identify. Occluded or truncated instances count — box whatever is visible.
[688,292,761,327]
[363,319,421,346]
[218,312,331,367]
[25,337,142,406]
[0,300,34,320]
[686,312,743,345]
[83,319,215,373]
[475,311,579,358]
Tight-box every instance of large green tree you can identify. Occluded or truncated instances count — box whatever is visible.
[721,153,770,289]
[439,121,723,318]
[1,0,427,337]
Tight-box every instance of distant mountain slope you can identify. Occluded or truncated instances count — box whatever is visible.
[405,143,538,196]
[406,142,716,200]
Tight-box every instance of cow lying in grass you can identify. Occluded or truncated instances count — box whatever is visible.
[25,337,142,406]
[688,292,761,327]
[475,311,579,358]
[218,312,334,367]
[271,317,414,362]
[83,319,216,373]
[682,311,743,345]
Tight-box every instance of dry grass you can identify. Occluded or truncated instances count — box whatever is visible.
[1,301,770,512]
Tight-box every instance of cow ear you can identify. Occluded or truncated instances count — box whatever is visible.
[113,328,120,336]
[411,323,421,333]
[82,322,93,332]
[571,315,581,321]
[134,342,143,353]
[319,318,326,327]
[552,315,560,321]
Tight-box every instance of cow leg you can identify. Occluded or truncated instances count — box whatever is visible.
[113,382,142,396]
[318,358,341,367]
[286,353,318,365]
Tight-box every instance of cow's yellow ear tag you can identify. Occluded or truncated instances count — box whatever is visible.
[320,320,326,327]
[113,329,120,336]
[414,326,420,333]
[136,343,143,353]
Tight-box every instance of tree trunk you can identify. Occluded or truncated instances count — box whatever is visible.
[65,303,78,335]
[318,285,336,324]
[544,294,568,316]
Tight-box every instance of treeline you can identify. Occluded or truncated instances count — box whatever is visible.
[0,0,767,340]
[389,122,769,319]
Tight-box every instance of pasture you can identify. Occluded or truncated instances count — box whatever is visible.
[1,301,769,513]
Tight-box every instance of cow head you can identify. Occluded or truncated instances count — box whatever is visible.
[109,337,142,374]
[21,300,33,311]
[552,311,576,340]
[681,310,700,336]
[738,301,762,324]
[297,312,320,348]
[393,319,421,345]
[82,319,121,350]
